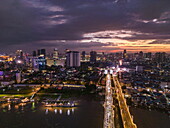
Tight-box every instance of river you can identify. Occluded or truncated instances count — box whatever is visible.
[0,100,104,128]
[130,107,170,128]
[1,99,169,128]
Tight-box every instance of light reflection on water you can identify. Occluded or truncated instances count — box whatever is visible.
[67,109,70,115]
[0,100,104,128]
[44,107,76,116]
[0,102,76,116]
[8,104,11,111]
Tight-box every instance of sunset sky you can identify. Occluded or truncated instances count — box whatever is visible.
[0,0,170,53]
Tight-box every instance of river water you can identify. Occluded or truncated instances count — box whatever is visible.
[1,100,169,128]
[0,100,104,128]
[130,107,170,128]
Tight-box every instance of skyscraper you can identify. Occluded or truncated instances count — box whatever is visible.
[37,49,46,57]
[37,49,41,56]
[90,51,97,63]
[53,48,59,59]
[123,49,127,59]
[82,51,86,61]
[41,49,46,57]
[139,51,144,59]
[16,50,23,59]
[66,51,80,67]
[32,51,36,57]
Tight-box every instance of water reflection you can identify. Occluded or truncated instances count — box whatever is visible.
[15,105,19,109]
[59,109,62,114]
[32,102,35,110]
[21,105,24,111]
[0,102,34,112]
[8,104,11,111]
[72,108,74,113]
[0,102,76,116]
[0,100,104,128]
[45,109,49,114]
[1,103,10,109]
[67,109,70,116]
[44,107,75,116]
[54,109,57,114]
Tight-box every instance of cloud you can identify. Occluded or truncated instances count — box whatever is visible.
[0,0,170,52]
[149,40,170,44]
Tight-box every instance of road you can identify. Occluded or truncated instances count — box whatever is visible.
[112,75,137,128]
[103,73,115,128]
[30,87,41,100]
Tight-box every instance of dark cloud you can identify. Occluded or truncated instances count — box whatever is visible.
[37,41,110,48]
[6,41,117,53]
[0,0,170,52]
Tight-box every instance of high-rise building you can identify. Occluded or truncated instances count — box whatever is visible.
[16,50,23,59]
[90,51,97,63]
[139,51,144,59]
[32,58,39,71]
[81,51,86,61]
[123,49,127,59]
[37,49,41,56]
[41,49,46,57]
[32,50,46,70]
[144,52,152,59]
[33,51,36,57]
[155,52,166,63]
[37,56,46,70]
[66,51,80,67]
[37,49,46,57]
[53,48,58,59]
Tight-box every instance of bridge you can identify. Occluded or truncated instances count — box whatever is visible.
[112,75,137,128]
[103,73,115,128]
[103,70,137,128]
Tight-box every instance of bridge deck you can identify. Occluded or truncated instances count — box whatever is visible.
[113,76,137,128]
[103,74,115,128]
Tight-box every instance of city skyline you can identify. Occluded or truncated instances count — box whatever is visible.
[0,1,170,128]
[0,0,170,53]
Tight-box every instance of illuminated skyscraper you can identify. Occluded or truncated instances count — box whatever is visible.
[41,49,46,57]
[16,50,23,59]
[53,48,58,59]
[37,49,46,57]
